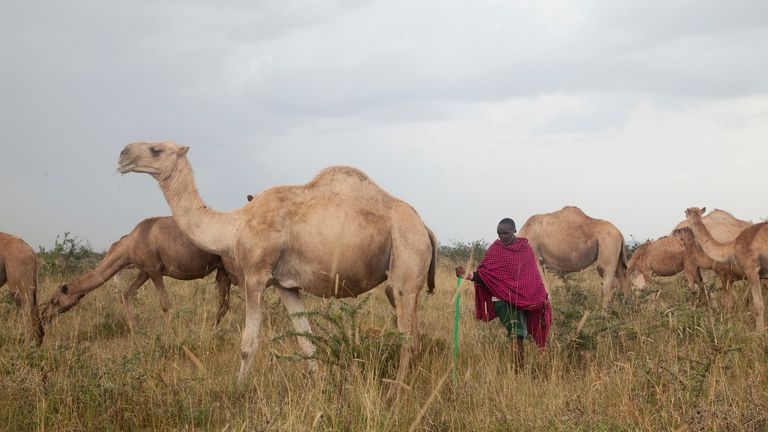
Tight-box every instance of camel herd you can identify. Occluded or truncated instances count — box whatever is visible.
[2,141,767,387]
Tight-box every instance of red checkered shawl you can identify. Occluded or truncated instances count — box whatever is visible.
[474,238,552,349]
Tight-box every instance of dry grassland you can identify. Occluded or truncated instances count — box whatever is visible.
[1,262,767,431]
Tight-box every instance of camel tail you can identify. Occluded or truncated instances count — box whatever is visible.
[426,226,437,294]
[619,235,629,270]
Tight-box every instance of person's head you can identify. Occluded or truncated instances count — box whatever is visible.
[497,218,516,245]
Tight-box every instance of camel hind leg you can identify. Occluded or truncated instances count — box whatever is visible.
[214,268,232,327]
[387,225,430,391]
[8,261,43,345]
[276,287,317,371]
[596,253,620,308]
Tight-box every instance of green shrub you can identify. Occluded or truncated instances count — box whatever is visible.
[273,294,405,380]
[37,232,102,278]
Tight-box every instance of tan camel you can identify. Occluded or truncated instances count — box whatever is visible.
[117,141,437,387]
[41,217,240,330]
[671,227,745,309]
[684,207,768,333]
[673,209,751,243]
[518,206,629,307]
[0,232,44,344]
[627,236,702,291]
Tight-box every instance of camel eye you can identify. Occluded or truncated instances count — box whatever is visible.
[150,147,163,157]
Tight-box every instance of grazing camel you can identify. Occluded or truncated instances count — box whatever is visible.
[671,227,745,309]
[0,232,44,345]
[41,217,240,330]
[518,206,629,307]
[117,141,437,388]
[684,207,768,333]
[627,236,701,291]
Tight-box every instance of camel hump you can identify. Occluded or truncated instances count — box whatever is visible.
[306,166,390,198]
[135,216,166,229]
[560,205,588,216]
[707,209,750,226]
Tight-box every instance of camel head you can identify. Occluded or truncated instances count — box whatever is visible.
[684,207,706,223]
[671,227,693,242]
[40,284,82,323]
[117,141,189,179]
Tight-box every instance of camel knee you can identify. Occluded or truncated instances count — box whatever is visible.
[160,298,171,313]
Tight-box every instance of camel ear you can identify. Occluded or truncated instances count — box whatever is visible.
[178,146,190,156]
[247,194,254,202]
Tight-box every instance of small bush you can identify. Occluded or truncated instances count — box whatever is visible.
[273,294,405,380]
[37,232,103,278]
[440,240,489,266]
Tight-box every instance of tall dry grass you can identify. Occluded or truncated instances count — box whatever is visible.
[1,263,766,431]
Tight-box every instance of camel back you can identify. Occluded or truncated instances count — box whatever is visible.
[627,241,652,271]
[304,166,394,201]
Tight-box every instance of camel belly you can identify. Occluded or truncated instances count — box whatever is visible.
[538,242,598,273]
[270,235,391,298]
[281,272,387,298]
[273,254,389,298]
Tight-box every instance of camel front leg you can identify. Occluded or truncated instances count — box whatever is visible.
[640,270,652,289]
[534,259,550,295]
[276,287,317,372]
[746,270,765,333]
[682,265,697,293]
[214,269,232,327]
[120,272,150,332]
[720,273,734,311]
[237,272,267,386]
[147,273,171,322]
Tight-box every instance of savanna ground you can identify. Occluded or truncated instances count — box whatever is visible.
[1,253,768,431]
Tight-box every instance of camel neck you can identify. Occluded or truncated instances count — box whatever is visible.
[687,216,736,264]
[680,234,715,267]
[158,157,241,258]
[65,241,130,295]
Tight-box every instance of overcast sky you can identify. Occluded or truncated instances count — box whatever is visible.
[2,0,767,252]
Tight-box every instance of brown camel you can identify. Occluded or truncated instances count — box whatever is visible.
[627,236,702,292]
[41,217,240,330]
[671,227,745,309]
[684,207,768,333]
[518,206,629,307]
[0,232,44,345]
[117,141,437,387]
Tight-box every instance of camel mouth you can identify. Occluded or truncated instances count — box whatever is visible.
[117,159,160,175]
[39,303,56,323]
[117,162,135,174]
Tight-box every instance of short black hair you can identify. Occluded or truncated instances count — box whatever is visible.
[498,218,516,230]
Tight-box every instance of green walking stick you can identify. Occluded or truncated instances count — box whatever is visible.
[452,275,462,384]
[453,250,474,385]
